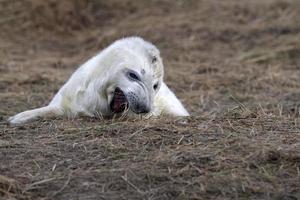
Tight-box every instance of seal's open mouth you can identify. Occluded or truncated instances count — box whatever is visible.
[110,87,128,113]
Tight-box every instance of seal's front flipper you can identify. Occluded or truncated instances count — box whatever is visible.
[154,82,189,117]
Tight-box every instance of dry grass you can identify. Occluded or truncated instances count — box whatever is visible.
[0,0,300,199]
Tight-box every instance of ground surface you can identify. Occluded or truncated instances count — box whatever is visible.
[0,0,300,199]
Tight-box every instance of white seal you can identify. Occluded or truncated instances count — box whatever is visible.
[9,37,189,125]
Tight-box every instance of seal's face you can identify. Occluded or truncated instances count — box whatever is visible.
[109,66,162,115]
[106,53,163,115]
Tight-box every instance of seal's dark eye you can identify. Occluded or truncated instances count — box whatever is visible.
[127,71,141,81]
[153,83,158,90]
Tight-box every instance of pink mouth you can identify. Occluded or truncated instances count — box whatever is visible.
[110,87,128,113]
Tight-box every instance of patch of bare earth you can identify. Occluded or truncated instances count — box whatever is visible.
[0,0,299,199]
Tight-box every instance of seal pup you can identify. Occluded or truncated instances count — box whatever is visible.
[9,37,189,125]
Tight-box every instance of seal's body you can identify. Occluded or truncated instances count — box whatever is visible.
[9,37,189,125]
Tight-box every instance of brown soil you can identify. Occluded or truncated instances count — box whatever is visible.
[0,0,300,199]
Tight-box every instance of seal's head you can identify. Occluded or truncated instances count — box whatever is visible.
[105,38,164,115]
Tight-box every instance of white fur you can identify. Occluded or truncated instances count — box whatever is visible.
[9,37,189,125]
